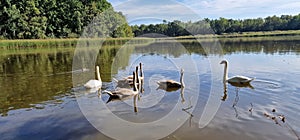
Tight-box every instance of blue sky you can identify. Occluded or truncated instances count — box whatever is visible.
[107,0,300,24]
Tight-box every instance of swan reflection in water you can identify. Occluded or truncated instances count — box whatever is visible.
[222,82,255,101]
[157,73,192,126]
[222,81,255,117]
[156,83,186,103]
[182,97,194,127]
[103,69,140,113]
[104,93,139,113]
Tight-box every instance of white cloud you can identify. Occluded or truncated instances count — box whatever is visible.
[113,0,201,23]
[179,0,300,19]
[107,0,300,22]
[277,1,300,9]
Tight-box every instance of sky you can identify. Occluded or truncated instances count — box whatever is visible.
[107,0,300,25]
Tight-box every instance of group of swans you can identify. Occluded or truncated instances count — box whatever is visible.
[83,62,185,104]
[158,59,252,91]
[103,63,144,103]
[83,59,254,104]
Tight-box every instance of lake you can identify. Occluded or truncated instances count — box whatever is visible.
[0,37,300,140]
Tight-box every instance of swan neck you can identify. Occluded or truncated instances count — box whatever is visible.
[133,71,137,92]
[223,62,228,83]
[96,66,101,81]
[140,68,143,77]
[180,72,185,87]
[139,64,143,77]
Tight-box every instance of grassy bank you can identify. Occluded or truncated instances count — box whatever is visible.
[1,30,300,49]
[0,38,154,49]
[0,38,78,49]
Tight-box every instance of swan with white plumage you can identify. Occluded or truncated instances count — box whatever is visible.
[220,60,254,84]
[84,66,102,89]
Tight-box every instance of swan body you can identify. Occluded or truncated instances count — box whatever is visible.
[84,66,102,89]
[228,81,254,89]
[104,68,139,103]
[84,80,102,89]
[103,88,138,103]
[156,82,181,92]
[227,75,254,83]
[220,60,254,84]
[157,69,185,89]
[157,80,182,88]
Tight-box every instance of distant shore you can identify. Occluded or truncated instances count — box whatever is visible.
[173,30,300,39]
[1,30,300,48]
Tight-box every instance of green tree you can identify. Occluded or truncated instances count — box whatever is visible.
[288,14,300,30]
[263,15,282,31]
[0,0,133,39]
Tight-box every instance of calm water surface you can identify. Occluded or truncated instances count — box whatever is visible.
[0,37,300,140]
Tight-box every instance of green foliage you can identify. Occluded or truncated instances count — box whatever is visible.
[0,0,133,39]
[81,9,133,38]
[131,14,300,36]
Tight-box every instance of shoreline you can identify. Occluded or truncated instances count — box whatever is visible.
[1,30,300,48]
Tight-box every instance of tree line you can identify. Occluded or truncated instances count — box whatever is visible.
[1,0,300,40]
[0,0,133,39]
[131,14,300,37]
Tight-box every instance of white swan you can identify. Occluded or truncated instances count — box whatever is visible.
[104,69,139,103]
[220,60,254,84]
[157,69,185,89]
[84,66,102,89]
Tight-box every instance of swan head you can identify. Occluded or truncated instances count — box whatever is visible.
[180,68,184,74]
[220,60,228,65]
